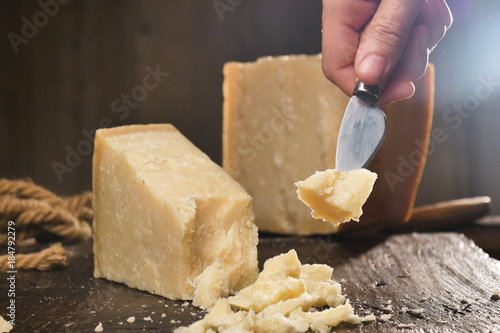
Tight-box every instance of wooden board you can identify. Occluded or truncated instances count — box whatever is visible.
[1,232,499,332]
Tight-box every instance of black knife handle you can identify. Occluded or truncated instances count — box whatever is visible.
[353,81,381,105]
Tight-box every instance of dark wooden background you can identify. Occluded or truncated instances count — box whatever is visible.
[1,0,500,214]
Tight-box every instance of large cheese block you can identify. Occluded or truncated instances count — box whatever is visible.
[223,54,434,235]
[295,168,377,226]
[92,124,259,309]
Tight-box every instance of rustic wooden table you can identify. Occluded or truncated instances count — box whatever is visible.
[1,220,499,333]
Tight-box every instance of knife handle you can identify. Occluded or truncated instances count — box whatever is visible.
[353,81,381,104]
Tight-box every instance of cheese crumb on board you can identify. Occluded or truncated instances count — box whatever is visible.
[295,169,377,226]
[174,250,361,332]
[126,316,135,323]
[410,308,424,315]
[380,314,392,322]
[92,124,259,309]
[361,314,376,322]
[0,315,13,333]
[94,322,103,332]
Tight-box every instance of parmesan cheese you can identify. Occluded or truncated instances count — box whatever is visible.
[0,315,13,333]
[94,322,103,332]
[174,250,360,332]
[380,314,392,322]
[92,124,259,309]
[295,168,377,226]
[223,54,435,235]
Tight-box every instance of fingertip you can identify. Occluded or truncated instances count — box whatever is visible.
[437,0,453,29]
[356,54,389,85]
[378,80,415,106]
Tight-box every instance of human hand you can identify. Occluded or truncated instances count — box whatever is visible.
[322,0,452,106]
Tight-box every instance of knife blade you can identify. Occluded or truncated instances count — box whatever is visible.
[335,81,387,171]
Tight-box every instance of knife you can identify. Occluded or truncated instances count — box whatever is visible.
[335,81,387,171]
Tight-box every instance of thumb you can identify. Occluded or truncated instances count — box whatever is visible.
[355,0,426,85]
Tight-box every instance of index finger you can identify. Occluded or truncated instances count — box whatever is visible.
[322,0,380,96]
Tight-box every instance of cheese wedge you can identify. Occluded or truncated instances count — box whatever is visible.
[295,169,377,226]
[223,54,434,235]
[92,124,259,309]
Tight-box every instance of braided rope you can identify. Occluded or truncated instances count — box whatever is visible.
[0,179,62,206]
[0,242,67,271]
[0,179,92,271]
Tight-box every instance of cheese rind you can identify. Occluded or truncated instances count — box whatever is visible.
[295,168,377,226]
[92,124,259,309]
[223,55,434,234]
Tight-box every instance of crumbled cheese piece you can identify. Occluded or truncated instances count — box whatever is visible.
[174,250,359,332]
[161,313,167,318]
[126,316,135,323]
[380,314,392,321]
[383,304,393,312]
[0,315,13,333]
[296,169,377,225]
[420,297,428,301]
[410,308,424,315]
[361,314,376,322]
[401,306,409,314]
[94,322,103,332]
[345,314,363,324]
[144,316,152,322]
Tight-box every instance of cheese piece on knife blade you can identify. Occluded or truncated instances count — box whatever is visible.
[223,54,434,235]
[295,169,377,226]
[92,124,259,309]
